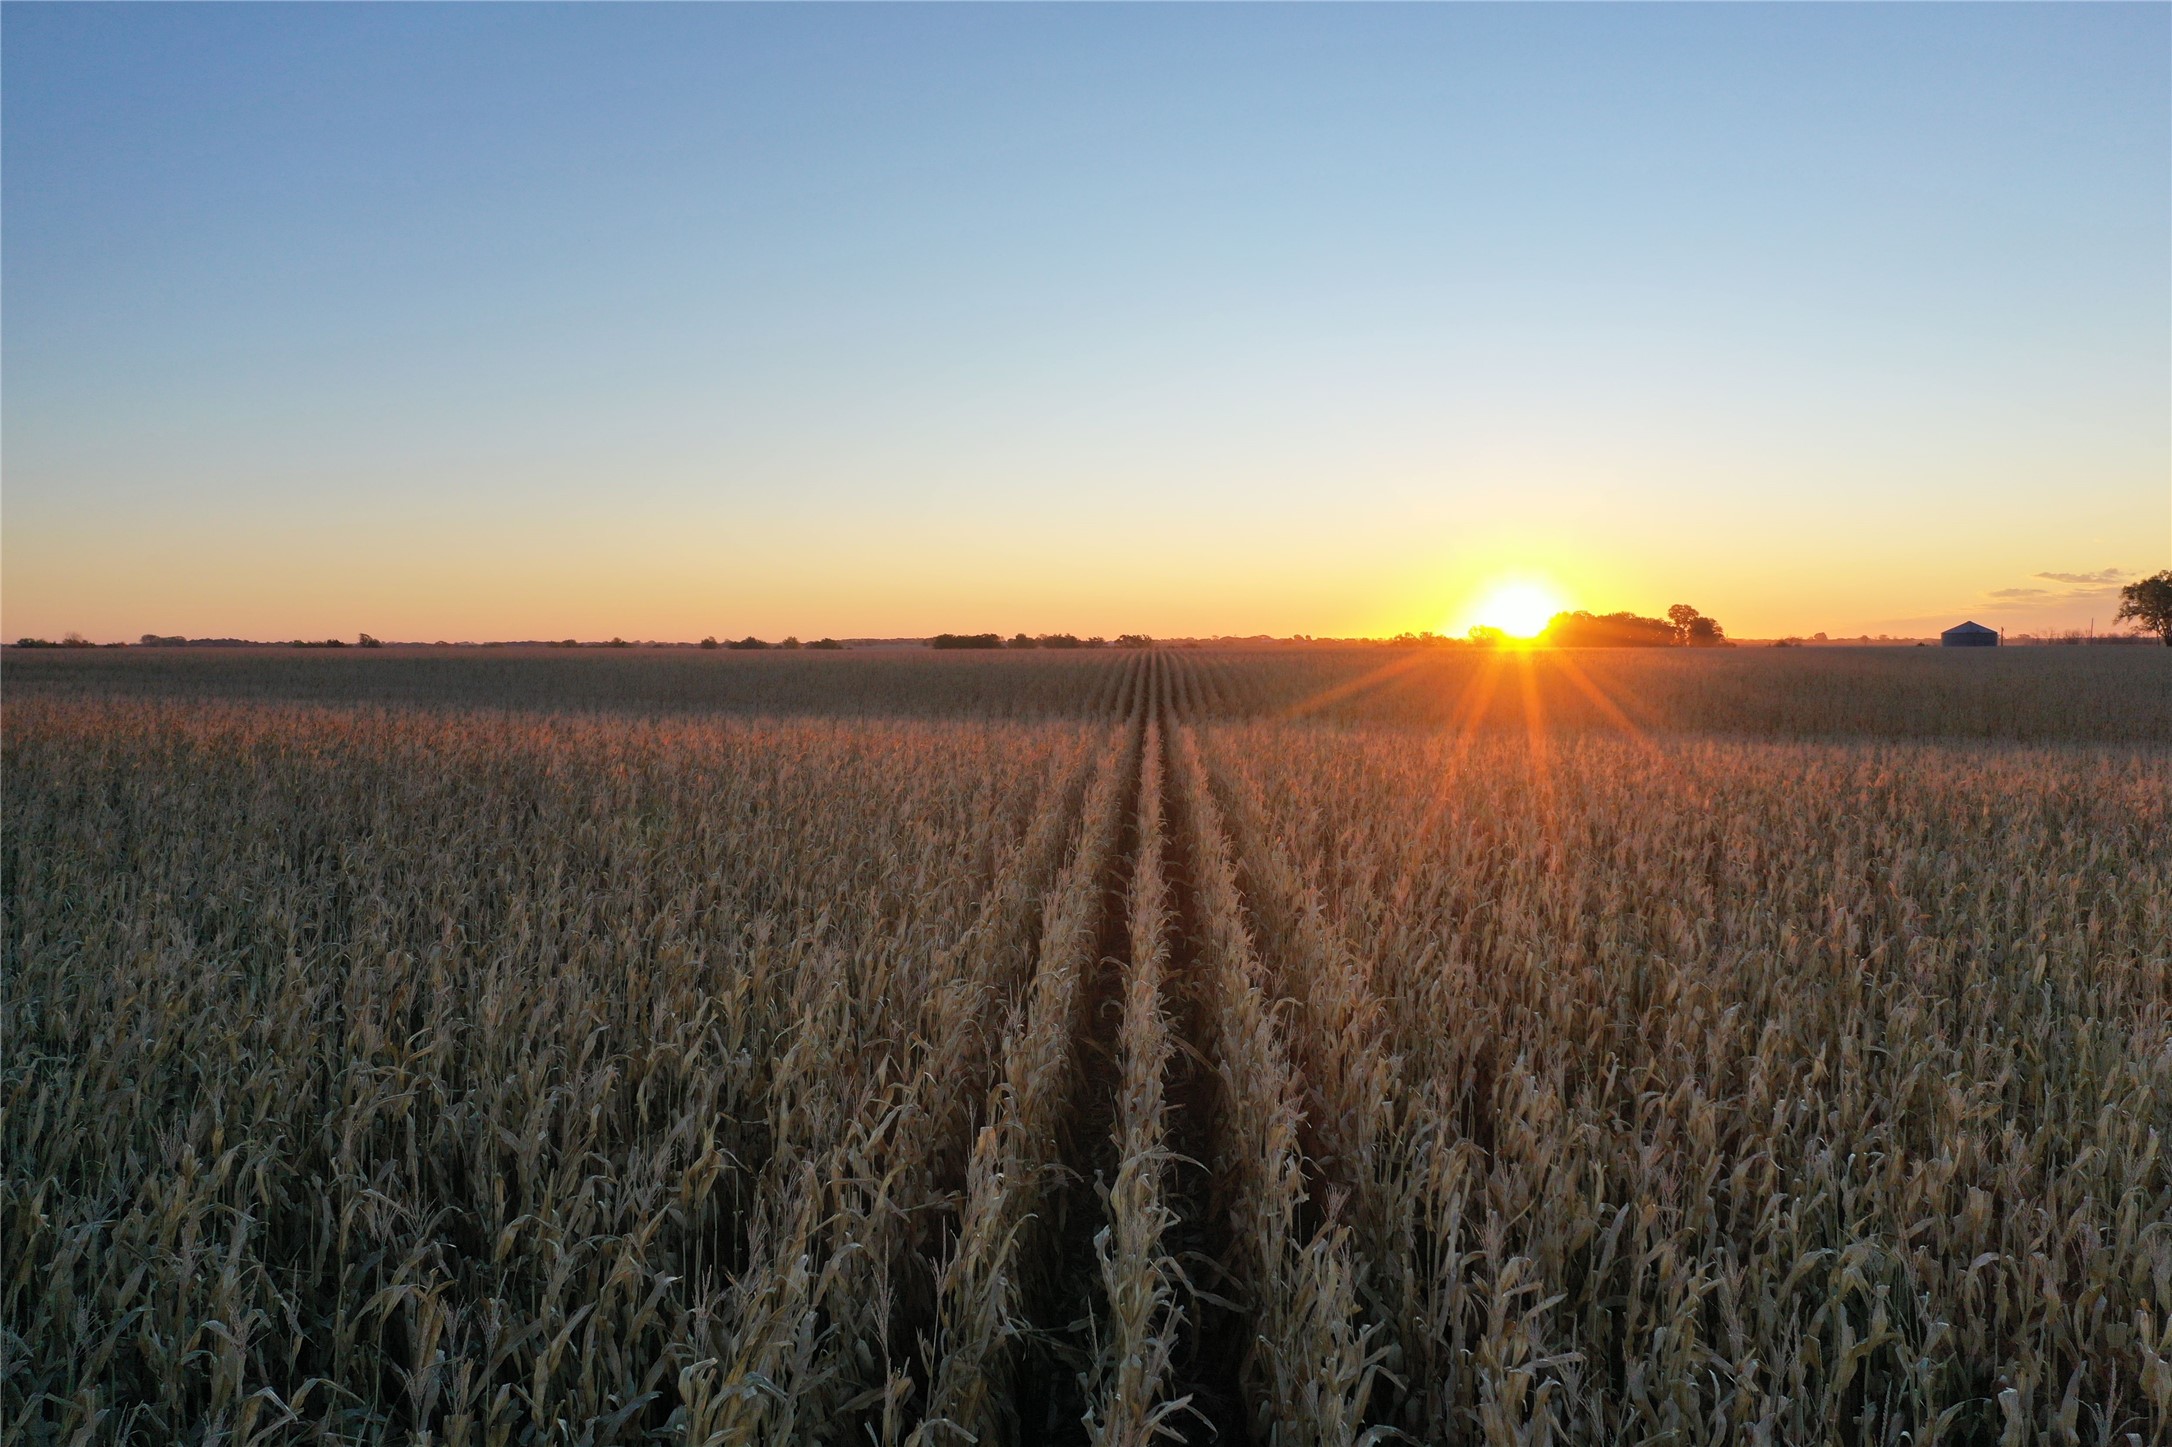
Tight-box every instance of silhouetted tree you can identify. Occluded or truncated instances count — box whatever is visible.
[929,633,1002,650]
[699,636,719,649]
[1007,633,1037,649]
[2116,570,2172,645]
[1544,611,1677,647]
[1665,604,1727,646]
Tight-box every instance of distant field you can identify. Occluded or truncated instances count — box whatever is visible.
[5,649,2167,1443]
[6,642,2169,740]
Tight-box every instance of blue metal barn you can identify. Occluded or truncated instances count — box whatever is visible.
[1941,621,1999,647]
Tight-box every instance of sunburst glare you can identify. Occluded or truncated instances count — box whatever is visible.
[1462,580,1567,640]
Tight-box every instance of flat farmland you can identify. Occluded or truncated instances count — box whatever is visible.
[8,643,2170,740]
[5,647,2168,1445]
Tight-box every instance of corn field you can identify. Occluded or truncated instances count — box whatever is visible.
[5,647,2168,1444]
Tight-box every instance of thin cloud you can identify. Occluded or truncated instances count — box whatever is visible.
[2035,568,2129,586]
[1978,566,2136,613]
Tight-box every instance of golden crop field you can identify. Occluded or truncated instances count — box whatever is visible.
[5,646,2168,1445]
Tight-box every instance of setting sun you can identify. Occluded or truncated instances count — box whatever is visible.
[1466,580,1567,639]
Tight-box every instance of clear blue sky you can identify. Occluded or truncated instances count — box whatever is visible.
[5,3,2166,640]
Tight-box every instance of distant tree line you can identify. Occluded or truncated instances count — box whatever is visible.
[13,633,113,649]
[54,633,879,650]
[697,635,843,650]
[1538,604,1729,648]
[928,633,1154,650]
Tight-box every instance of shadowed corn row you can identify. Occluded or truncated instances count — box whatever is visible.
[1083,700,1192,1446]
[689,722,1107,1445]
[1168,719,1388,1447]
[1200,743,1426,1432]
[911,701,1143,1444]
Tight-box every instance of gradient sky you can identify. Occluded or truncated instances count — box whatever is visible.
[5,3,2167,642]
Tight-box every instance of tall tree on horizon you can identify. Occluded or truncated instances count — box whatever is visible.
[2115,571,2172,644]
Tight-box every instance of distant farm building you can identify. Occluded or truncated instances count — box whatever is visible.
[1941,621,1998,647]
